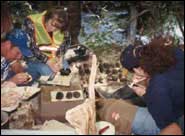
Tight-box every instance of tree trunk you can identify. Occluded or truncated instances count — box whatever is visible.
[39,1,55,11]
[66,1,81,45]
[176,14,184,38]
[127,4,137,45]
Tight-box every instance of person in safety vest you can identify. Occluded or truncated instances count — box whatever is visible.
[8,7,69,75]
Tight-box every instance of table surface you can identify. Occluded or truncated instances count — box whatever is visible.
[7,71,85,130]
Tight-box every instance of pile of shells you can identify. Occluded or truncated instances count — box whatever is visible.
[9,103,35,129]
[97,61,127,84]
[78,63,91,87]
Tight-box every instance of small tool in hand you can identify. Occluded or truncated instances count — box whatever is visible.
[48,73,56,81]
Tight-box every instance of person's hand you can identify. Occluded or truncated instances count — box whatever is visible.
[10,61,25,73]
[132,73,147,84]
[131,84,146,97]
[9,73,31,85]
[46,57,61,73]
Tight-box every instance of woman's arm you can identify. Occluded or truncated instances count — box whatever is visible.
[144,79,175,129]
[22,18,49,63]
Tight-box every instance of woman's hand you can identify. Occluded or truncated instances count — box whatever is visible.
[46,57,61,73]
[132,73,147,84]
[131,84,146,97]
[129,73,149,96]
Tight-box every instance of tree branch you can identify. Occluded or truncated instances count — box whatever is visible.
[176,13,184,38]
[129,9,150,23]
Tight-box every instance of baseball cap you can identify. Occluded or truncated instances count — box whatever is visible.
[7,29,33,57]
[120,44,143,71]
